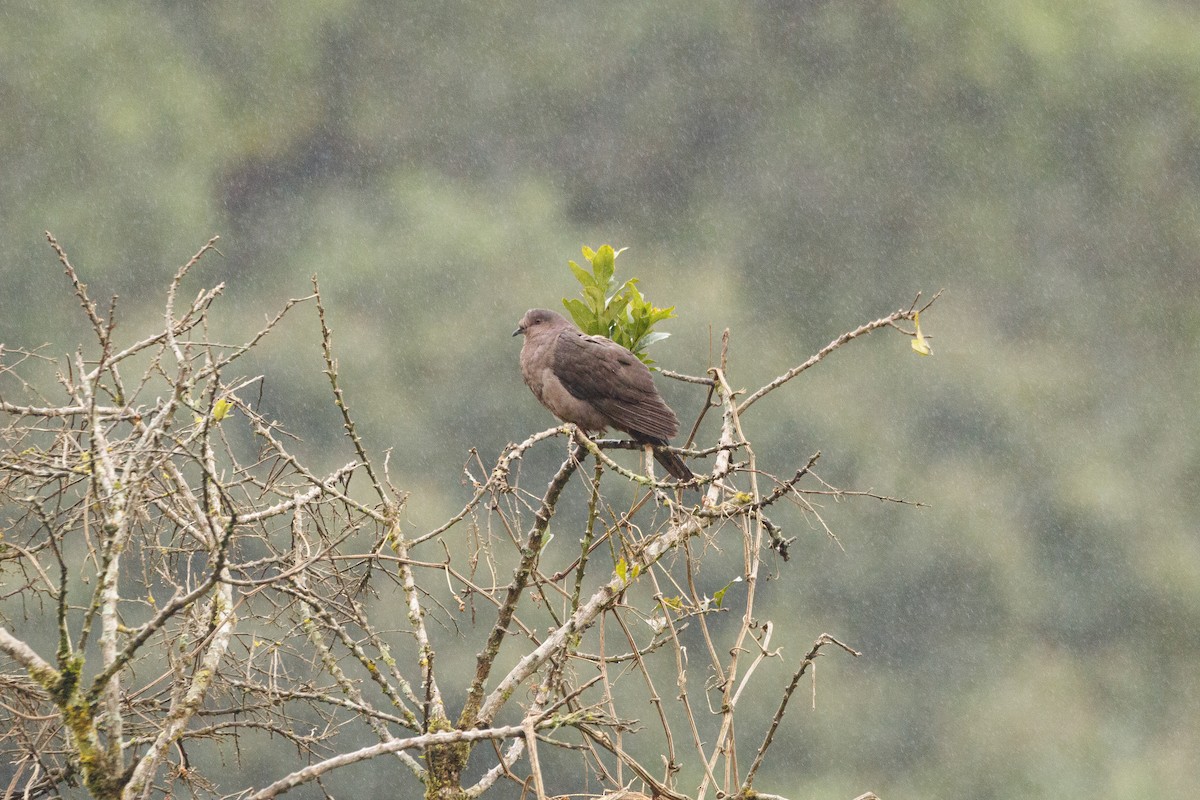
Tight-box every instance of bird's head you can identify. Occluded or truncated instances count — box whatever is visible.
[513,308,567,337]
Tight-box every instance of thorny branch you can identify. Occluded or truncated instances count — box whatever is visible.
[0,236,938,800]
[737,290,942,415]
[741,634,863,794]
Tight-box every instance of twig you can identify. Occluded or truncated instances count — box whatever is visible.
[740,634,861,792]
[738,294,941,415]
[246,725,535,800]
[458,443,584,728]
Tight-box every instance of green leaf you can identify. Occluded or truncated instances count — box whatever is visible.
[568,259,595,290]
[604,295,632,327]
[638,331,671,347]
[608,278,637,307]
[562,298,593,329]
[559,244,676,363]
[591,244,616,290]
[584,283,605,311]
[660,595,683,611]
[711,577,743,609]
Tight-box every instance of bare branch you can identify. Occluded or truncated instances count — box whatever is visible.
[737,297,940,414]
[2,239,931,799]
[0,628,59,691]
[247,725,532,800]
[741,634,862,792]
[459,443,584,728]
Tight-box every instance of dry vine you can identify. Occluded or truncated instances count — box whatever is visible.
[0,235,937,800]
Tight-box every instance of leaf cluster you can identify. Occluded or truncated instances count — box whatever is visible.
[562,245,676,365]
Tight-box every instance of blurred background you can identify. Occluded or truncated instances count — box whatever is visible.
[2,1,1198,797]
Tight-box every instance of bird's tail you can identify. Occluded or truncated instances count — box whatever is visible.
[654,447,695,482]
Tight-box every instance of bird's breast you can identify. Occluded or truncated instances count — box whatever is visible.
[534,367,609,433]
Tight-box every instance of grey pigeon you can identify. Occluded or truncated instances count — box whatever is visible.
[514,308,693,481]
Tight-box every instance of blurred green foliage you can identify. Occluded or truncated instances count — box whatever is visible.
[1,1,1199,797]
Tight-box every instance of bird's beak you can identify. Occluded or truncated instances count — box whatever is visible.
[512,326,523,337]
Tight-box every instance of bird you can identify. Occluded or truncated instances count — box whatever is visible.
[514,308,694,481]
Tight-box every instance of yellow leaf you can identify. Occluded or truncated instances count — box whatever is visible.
[212,397,234,422]
[911,311,933,356]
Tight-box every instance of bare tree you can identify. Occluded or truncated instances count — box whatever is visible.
[1,234,937,800]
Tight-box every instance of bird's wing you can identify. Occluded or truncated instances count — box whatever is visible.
[551,331,679,442]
